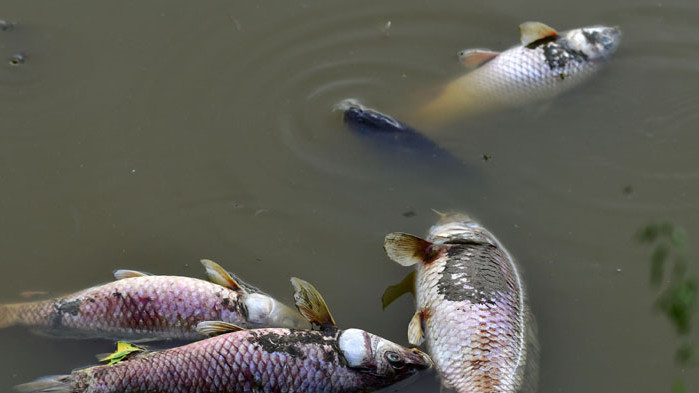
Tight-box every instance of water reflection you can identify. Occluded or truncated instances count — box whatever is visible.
[637,221,698,392]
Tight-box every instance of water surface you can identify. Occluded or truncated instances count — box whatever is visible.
[1,0,698,392]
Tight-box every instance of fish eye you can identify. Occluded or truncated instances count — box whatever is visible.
[385,351,404,369]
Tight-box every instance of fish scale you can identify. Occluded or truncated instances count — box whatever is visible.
[413,23,621,128]
[1,276,246,340]
[383,214,538,393]
[417,42,599,124]
[30,328,425,393]
[419,253,525,392]
[17,276,433,393]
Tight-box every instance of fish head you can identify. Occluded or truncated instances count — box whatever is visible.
[338,328,432,382]
[426,211,482,243]
[564,25,621,60]
[242,293,310,329]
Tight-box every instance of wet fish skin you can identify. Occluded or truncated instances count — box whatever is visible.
[337,99,472,178]
[384,213,537,393]
[0,270,308,340]
[16,327,432,393]
[415,23,622,128]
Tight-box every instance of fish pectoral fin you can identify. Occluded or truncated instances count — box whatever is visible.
[98,342,145,365]
[457,49,500,68]
[113,270,151,280]
[381,271,416,309]
[408,311,426,346]
[384,233,437,267]
[519,21,559,46]
[196,321,245,337]
[200,259,246,293]
[290,277,337,329]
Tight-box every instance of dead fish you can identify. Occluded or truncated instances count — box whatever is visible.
[414,21,621,128]
[0,259,308,340]
[383,213,538,393]
[16,277,432,393]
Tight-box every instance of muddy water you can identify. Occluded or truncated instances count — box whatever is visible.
[1,0,698,392]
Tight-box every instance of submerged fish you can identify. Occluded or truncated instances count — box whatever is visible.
[17,278,432,393]
[383,213,538,393]
[338,99,465,168]
[0,259,307,340]
[413,21,621,128]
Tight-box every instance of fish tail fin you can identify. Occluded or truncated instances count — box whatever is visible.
[15,375,74,393]
[412,82,483,129]
[0,303,21,328]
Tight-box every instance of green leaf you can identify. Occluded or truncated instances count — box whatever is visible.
[657,279,698,335]
[99,342,144,366]
[650,244,669,286]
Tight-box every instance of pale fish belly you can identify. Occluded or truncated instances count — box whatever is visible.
[417,245,528,393]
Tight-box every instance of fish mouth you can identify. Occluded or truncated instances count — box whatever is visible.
[401,348,433,372]
[413,348,434,370]
[427,211,480,242]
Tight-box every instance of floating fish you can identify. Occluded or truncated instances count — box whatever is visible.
[413,21,621,128]
[0,259,307,340]
[16,277,432,393]
[337,99,476,180]
[383,213,538,393]
[338,99,456,159]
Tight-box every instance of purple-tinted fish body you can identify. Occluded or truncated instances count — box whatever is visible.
[17,327,432,393]
[384,214,538,393]
[0,275,298,341]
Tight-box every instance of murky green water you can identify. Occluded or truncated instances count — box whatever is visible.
[1,0,698,392]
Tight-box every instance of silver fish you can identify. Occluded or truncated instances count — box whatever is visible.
[383,213,538,393]
[413,21,621,128]
[16,278,432,393]
[0,259,308,340]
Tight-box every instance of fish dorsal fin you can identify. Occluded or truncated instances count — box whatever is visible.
[519,21,559,46]
[290,277,337,329]
[196,321,245,337]
[200,259,246,293]
[113,270,151,280]
[458,49,500,68]
[383,233,439,266]
[99,342,145,365]
[408,311,425,346]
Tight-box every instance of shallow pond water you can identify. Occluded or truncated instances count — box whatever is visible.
[1,0,698,392]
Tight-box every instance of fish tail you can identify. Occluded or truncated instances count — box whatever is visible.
[0,303,21,328]
[14,375,74,393]
[412,82,484,129]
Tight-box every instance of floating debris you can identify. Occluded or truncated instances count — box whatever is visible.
[0,19,14,32]
[9,53,25,66]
